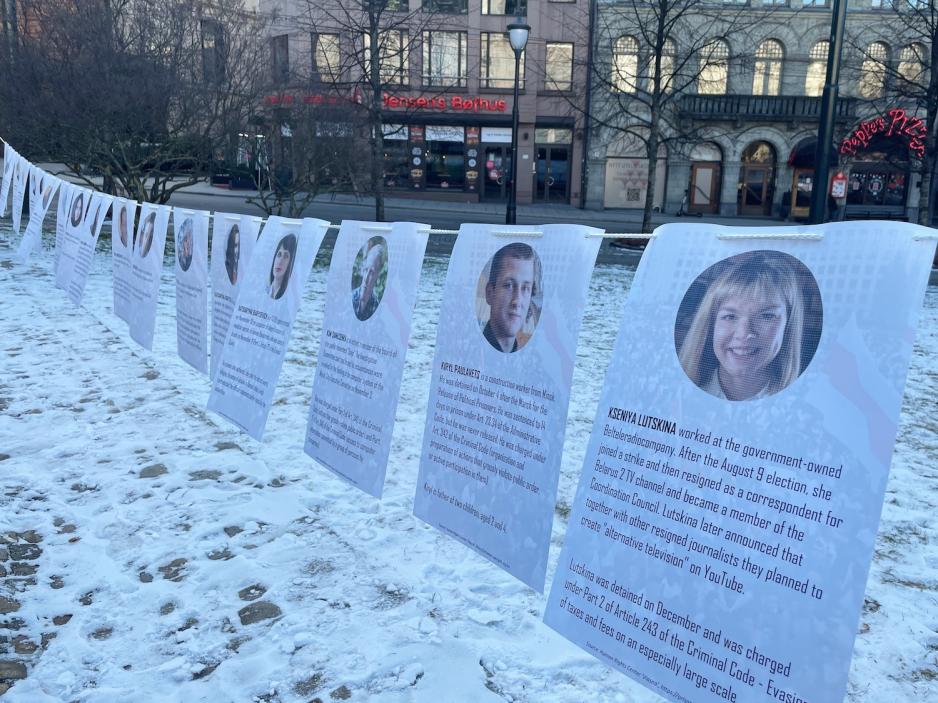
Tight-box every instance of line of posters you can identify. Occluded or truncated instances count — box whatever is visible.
[2,148,937,703]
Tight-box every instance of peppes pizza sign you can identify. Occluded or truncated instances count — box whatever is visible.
[840,107,926,158]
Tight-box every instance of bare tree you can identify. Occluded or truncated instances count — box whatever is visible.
[271,0,469,221]
[844,8,935,225]
[0,0,268,204]
[579,0,765,232]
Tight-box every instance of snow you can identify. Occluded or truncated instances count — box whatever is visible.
[0,223,936,702]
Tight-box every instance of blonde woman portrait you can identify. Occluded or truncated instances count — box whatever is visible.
[675,250,822,402]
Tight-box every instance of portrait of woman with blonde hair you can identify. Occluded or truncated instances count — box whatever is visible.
[676,250,819,402]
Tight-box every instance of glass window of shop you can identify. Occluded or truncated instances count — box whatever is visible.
[425,126,465,190]
[364,30,409,86]
[382,124,411,189]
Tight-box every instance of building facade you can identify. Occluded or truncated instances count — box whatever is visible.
[586,0,931,221]
[259,0,591,206]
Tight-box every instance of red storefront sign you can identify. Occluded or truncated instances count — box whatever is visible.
[840,108,926,158]
[382,93,507,113]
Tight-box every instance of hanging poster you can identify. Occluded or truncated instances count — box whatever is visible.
[65,190,113,306]
[544,223,937,703]
[10,155,28,235]
[112,198,139,324]
[127,204,171,350]
[207,217,329,441]
[412,223,603,590]
[210,212,263,380]
[16,167,60,261]
[304,220,429,498]
[53,182,75,281]
[0,144,16,217]
[174,208,210,374]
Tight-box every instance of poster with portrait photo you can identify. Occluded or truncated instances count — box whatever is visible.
[412,223,602,590]
[16,167,60,262]
[544,223,937,703]
[64,190,112,306]
[207,216,329,441]
[10,154,28,236]
[53,182,75,282]
[0,144,18,218]
[127,204,171,350]
[174,208,210,374]
[210,212,262,380]
[111,198,138,324]
[304,220,429,498]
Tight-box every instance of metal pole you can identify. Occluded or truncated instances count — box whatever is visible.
[506,49,522,225]
[809,0,848,224]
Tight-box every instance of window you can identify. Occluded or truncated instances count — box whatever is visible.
[422,0,468,12]
[313,33,341,83]
[545,42,573,91]
[858,42,888,98]
[366,0,408,10]
[870,0,893,8]
[364,30,409,85]
[805,40,828,97]
[801,0,829,6]
[753,39,784,96]
[612,35,639,93]
[481,33,525,89]
[898,43,926,85]
[272,34,289,85]
[422,31,467,87]
[698,39,729,95]
[649,38,675,93]
[201,19,225,84]
[481,0,527,15]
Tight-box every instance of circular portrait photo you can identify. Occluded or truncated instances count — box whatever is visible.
[350,236,388,321]
[674,250,822,402]
[476,242,543,354]
[267,233,297,300]
[137,211,156,258]
[89,203,102,238]
[117,206,129,247]
[69,191,84,228]
[225,224,241,285]
[177,218,194,272]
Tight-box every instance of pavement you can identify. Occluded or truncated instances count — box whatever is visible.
[167,180,785,235]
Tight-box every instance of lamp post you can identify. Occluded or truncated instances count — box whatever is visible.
[505,19,529,225]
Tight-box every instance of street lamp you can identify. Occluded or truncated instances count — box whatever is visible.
[505,19,530,225]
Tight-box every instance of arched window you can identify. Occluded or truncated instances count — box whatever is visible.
[613,35,639,93]
[649,38,676,93]
[805,41,828,97]
[898,43,926,86]
[698,39,729,95]
[858,42,888,99]
[753,39,784,96]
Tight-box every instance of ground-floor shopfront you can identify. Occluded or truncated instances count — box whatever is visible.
[587,112,925,221]
[380,114,583,207]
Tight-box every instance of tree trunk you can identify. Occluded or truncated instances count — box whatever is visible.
[641,115,662,235]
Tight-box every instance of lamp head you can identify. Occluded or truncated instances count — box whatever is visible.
[507,20,530,54]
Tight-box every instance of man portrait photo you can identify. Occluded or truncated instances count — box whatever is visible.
[477,242,543,353]
[351,237,388,321]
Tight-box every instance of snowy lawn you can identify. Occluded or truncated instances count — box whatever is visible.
[0,225,935,702]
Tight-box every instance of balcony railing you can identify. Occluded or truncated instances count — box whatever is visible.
[679,94,857,122]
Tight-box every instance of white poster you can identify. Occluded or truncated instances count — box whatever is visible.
[210,212,263,380]
[112,198,139,324]
[16,167,60,261]
[51,187,112,303]
[0,144,15,217]
[128,204,171,350]
[304,220,429,498]
[174,208,210,374]
[54,182,75,281]
[412,223,603,590]
[544,223,937,703]
[10,154,28,235]
[207,217,329,441]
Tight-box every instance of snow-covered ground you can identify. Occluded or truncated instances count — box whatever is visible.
[0,224,935,703]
